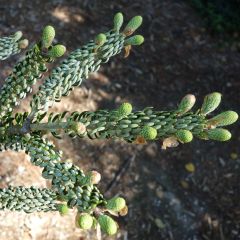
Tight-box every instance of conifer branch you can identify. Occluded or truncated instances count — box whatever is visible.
[0,13,238,237]
[0,31,28,60]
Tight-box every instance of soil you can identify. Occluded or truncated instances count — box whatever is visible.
[0,0,239,240]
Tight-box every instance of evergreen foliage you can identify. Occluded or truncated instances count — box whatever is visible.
[0,12,238,236]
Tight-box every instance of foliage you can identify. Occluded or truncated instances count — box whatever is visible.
[0,12,238,236]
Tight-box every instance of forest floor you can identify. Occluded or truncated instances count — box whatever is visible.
[0,0,239,240]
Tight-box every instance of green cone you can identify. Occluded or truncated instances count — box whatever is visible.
[48,44,66,58]
[125,35,144,46]
[117,102,132,117]
[207,111,238,127]
[176,129,193,143]
[207,128,231,141]
[177,94,196,114]
[95,33,107,46]
[201,92,221,115]
[58,203,69,215]
[106,197,126,212]
[113,12,124,32]
[41,25,55,49]
[123,16,143,36]
[140,126,157,140]
[77,213,94,230]
[98,215,118,236]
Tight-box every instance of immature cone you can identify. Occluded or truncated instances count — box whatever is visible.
[123,16,143,36]
[106,197,126,212]
[124,35,144,46]
[98,215,118,236]
[200,92,221,115]
[95,33,107,46]
[177,94,196,115]
[58,203,69,215]
[140,126,157,140]
[117,102,132,117]
[207,128,231,141]
[48,44,66,58]
[176,129,193,143]
[77,213,94,230]
[113,12,124,32]
[41,25,55,49]
[207,111,238,127]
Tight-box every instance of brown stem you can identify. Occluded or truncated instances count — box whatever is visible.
[30,122,69,132]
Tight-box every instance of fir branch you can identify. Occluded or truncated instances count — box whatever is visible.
[0,27,66,121]
[0,31,28,61]
[0,135,107,212]
[0,12,238,237]
[0,186,58,213]
[30,14,144,114]
[6,93,237,145]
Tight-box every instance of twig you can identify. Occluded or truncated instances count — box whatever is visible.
[105,154,136,194]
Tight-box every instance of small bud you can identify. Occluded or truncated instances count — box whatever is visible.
[13,31,23,41]
[113,12,124,32]
[98,215,118,236]
[176,130,193,143]
[140,126,157,140]
[119,205,128,216]
[88,170,101,184]
[133,136,147,144]
[117,102,132,117]
[124,35,144,46]
[177,94,196,115]
[41,25,55,49]
[123,16,143,36]
[106,197,126,212]
[207,128,231,141]
[77,213,94,230]
[18,39,29,49]
[95,33,107,46]
[48,44,66,58]
[58,203,69,215]
[200,92,222,115]
[207,111,238,127]
[71,122,86,135]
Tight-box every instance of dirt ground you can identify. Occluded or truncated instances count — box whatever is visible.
[0,0,239,240]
